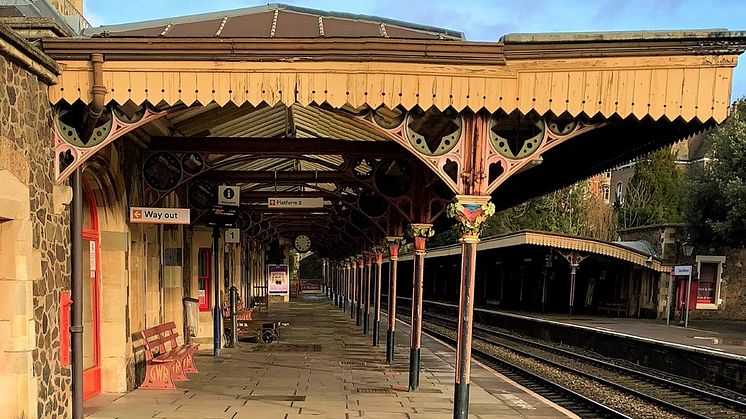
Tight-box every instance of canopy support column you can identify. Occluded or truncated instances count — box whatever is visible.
[212,227,221,356]
[70,168,83,419]
[386,237,403,364]
[356,256,363,327]
[409,223,433,391]
[364,253,372,335]
[449,196,494,419]
[373,249,383,346]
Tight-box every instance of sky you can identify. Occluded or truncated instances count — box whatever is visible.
[84,0,746,99]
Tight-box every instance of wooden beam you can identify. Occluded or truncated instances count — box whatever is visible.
[148,137,407,157]
[202,170,348,182]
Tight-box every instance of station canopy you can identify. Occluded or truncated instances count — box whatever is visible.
[42,4,746,257]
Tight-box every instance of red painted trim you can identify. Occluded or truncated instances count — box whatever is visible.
[60,291,72,366]
[198,248,212,312]
[81,181,101,400]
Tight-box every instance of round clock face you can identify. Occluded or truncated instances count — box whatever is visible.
[294,234,312,253]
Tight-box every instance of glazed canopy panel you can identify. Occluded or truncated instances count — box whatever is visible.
[48,53,736,123]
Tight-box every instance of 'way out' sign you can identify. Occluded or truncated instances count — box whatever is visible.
[267,197,324,208]
[129,207,191,225]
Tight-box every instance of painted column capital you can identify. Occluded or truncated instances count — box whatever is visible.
[365,251,373,266]
[385,236,404,260]
[447,195,494,242]
[357,254,364,268]
[408,223,433,255]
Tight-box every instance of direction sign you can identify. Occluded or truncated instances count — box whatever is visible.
[267,197,324,208]
[225,228,240,243]
[218,185,240,206]
[129,207,191,225]
[674,265,692,276]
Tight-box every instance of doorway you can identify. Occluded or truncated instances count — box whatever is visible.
[82,182,101,400]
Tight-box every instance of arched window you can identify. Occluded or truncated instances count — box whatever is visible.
[615,181,624,204]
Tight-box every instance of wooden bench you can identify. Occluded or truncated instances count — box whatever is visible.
[597,302,628,317]
[139,321,199,389]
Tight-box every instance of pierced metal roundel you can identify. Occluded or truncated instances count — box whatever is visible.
[181,153,205,175]
[56,108,113,149]
[547,116,578,136]
[374,159,412,198]
[143,152,182,190]
[489,112,545,160]
[351,158,375,180]
[372,106,405,129]
[405,107,461,156]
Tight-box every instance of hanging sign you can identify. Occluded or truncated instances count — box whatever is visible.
[225,228,240,243]
[218,185,240,206]
[674,265,692,276]
[129,207,190,225]
[267,264,289,295]
[267,197,324,208]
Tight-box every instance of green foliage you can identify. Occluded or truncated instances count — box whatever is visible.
[616,148,683,228]
[299,253,322,279]
[684,99,746,247]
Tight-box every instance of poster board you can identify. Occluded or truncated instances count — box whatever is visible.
[267,264,289,295]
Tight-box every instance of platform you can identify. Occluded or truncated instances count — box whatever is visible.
[494,310,746,359]
[84,295,574,418]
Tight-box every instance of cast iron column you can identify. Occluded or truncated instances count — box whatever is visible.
[386,237,403,364]
[350,260,356,320]
[70,169,83,419]
[373,249,383,346]
[356,256,363,326]
[212,227,221,356]
[449,196,494,419]
[409,223,432,391]
[364,253,372,334]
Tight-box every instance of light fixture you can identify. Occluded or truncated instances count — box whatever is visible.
[682,237,694,257]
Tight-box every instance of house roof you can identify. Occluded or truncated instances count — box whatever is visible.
[83,3,464,40]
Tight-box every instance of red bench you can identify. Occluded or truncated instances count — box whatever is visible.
[138,321,199,389]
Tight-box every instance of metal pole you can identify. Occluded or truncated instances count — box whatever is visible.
[364,257,371,335]
[356,259,362,326]
[212,227,221,356]
[229,285,238,348]
[409,226,429,392]
[70,169,83,419]
[387,252,399,364]
[454,234,478,419]
[685,271,692,327]
[569,265,577,316]
[374,254,382,346]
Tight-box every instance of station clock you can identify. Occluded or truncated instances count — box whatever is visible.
[293,234,312,253]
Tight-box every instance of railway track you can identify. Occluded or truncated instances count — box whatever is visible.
[386,297,746,418]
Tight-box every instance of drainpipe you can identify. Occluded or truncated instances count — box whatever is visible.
[81,53,106,142]
[70,169,83,419]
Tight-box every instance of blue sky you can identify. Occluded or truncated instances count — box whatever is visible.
[84,0,746,99]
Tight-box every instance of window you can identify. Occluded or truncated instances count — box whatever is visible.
[602,186,610,201]
[695,255,725,309]
[615,182,624,204]
[604,170,611,178]
[198,248,211,311]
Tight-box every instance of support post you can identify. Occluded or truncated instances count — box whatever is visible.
[559,251,587,317]
[356,256,363,326]
[409,223,433,391]
[212,227,221,356]
[373,249,383,346]
[386,237,403,364]
[448,196,494,419]
[70,169,83,419]
[229,285,238,348]
[364,253,372,335]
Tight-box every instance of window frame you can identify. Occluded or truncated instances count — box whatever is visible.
[695,255,726,310]
[198,247,212,312]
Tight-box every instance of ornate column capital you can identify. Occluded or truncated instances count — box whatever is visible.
[357,254,364,268]
[385,236,404,260]
[365,251,373,266]
[447,195,494,242]
[408,223,433,255]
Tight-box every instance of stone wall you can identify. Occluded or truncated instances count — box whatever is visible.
[0,27,69,418]
[690,249,746,321]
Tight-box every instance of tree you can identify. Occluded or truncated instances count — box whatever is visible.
[684,99,746,247]
[616,148,683,229]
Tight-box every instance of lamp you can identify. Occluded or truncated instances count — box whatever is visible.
[682,240,694,257]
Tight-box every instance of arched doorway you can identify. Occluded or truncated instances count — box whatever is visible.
[82,181,101,399]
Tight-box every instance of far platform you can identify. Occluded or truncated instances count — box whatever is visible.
[84,295,575,419]
[493,310,746,359]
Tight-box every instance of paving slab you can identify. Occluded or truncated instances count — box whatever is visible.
[85,295,575,418]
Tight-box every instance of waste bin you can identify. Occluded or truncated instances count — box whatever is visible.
[183,297,199,344]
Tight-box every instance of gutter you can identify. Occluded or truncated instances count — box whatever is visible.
[81,53,106,142]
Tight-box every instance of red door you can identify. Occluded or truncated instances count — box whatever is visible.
[82,183,101,400]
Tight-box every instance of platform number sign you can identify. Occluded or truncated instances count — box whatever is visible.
[225,228,240,244]
[218,185,240,206]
